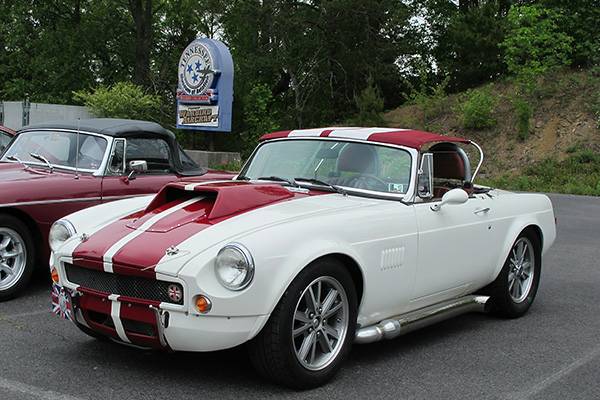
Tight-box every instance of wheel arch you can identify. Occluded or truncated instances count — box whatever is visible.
[522,224,543,250]
[309,252,365,309]
[492,222,544,282]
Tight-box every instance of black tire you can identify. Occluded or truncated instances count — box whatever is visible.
[0,214,36,301]
[486,230,541,318]
[248,258,358,389]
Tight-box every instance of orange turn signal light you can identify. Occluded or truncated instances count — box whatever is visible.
[195,295,212,314]
[50,268,59,283]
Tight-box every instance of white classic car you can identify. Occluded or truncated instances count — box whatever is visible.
[49,127,556,388]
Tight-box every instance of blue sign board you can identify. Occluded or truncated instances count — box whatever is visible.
[176,38,233,132]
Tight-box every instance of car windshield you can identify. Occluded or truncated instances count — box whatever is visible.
[241,139,412,195]
[1,130,108,171]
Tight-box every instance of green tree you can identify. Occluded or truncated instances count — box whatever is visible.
[427,0,509,92]
[540,0,600,67]
[501,4,574,86]
[241,83,278,157]
[350,76,385,126]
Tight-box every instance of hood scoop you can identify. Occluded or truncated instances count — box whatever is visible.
[141,181,295,227]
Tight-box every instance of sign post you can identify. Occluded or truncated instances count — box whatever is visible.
[176,38,233,133]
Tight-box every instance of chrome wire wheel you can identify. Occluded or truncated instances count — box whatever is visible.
[0,227,27,291]
[292,276,349,371]
[508,237,535,303]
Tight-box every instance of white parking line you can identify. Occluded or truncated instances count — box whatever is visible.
[0,377,86,400]
[508,344,600,399]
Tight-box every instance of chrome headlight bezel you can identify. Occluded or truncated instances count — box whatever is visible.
[49,219,77,252]
[214,243,255,291]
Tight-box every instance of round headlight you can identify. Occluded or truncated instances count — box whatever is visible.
[49,220,77,252]
[215,243,254,291]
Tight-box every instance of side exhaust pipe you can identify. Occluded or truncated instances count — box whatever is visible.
[355,295,489,344]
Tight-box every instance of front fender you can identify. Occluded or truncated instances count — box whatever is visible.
[259,238,366,315]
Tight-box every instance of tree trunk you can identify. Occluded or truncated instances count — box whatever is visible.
[128,0,153,86]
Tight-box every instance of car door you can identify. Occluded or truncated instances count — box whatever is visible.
[101,137,179,202]
[410,193,496,308]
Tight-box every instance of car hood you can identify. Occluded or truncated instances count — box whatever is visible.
[0,162,104,205]
[0,161,68,182]
[69,181,376,277]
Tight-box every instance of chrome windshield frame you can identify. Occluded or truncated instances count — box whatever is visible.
[239,137,418,202]
[0,129,114,177]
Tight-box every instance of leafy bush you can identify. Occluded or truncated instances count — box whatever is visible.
[350,76,385,126]
[459,88,496,130]
[74,82,162,121]
[501,5,573,91]
[512,97,532,140]
[482,149,600,195]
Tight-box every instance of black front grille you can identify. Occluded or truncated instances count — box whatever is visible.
[64,263,183,305]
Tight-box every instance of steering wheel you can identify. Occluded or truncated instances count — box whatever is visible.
[347,174,388,192]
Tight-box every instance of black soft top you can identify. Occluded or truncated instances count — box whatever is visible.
[19,118,205,176]
[20,118,174,140]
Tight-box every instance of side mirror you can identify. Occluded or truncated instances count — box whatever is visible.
[430,188,468,211]
[127,160,148,181]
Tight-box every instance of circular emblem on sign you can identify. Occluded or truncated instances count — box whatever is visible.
[167,284,182,303]
[178,41,215,96]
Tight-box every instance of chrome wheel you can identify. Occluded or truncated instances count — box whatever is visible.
[0,227,27,291]
[508,237,535,303]
[292,276,349,371]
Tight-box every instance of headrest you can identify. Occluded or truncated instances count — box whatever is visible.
[433,152,466,180]
[337,143,377,174]
[429,142,472,181]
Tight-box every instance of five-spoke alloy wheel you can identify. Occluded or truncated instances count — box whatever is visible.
[249,258,357,389]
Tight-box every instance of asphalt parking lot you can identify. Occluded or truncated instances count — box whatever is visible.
[1,193,599,400]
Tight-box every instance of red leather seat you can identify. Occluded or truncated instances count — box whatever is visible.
[432,149,468,199]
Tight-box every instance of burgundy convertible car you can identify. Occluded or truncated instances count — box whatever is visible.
[0,118,233,299]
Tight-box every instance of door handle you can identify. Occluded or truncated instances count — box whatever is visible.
[474,207,490,214]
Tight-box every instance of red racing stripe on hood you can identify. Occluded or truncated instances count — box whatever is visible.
[71,197,195,270]
[74,182,328,278]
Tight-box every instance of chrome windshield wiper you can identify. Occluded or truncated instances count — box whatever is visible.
[257,176,298,187]
[29,153,54,173]
[6,155,30,169]
[294,177,347,196]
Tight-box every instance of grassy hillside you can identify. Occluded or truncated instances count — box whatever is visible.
[383,68,600,195]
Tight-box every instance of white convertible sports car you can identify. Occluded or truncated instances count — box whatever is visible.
[49,127,556,388]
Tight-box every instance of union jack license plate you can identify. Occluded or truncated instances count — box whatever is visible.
[51,284,73,321]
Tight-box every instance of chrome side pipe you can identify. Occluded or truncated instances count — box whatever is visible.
[355,295,490,344]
